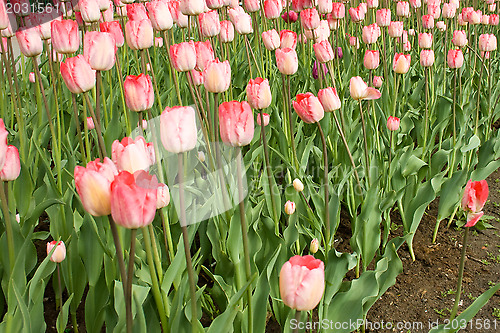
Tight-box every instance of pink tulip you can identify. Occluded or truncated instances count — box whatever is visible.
[313,40,334,63]
[219,101,255,147]
[393,53,411,74]
[100,21,125,47]
[317,0,332,14]
[0,145,20,181]
[263,0,282,19]
[409,0,421,8]
[396,1,410,17]
[74,157,118,216]
[155,37,164,48]
[111,171,158,229]
[276,48,298,75]
[387,116,400,131]
[331,2,345,19]
[292,92,324,124]
[170,41,196,72]
[112,136,155,174]
[362,23,380,44]
[364,50,380,70]
[146,1,173,31]
[256,113,270,126]
[79,0,101,22]
[228,6,253,34]
[203,59,231,93]
[244,0,260,12]
[194,40,215,71]
[350,76,381,100]
[461,180,489,227]
[127,3,148,21]
[436,21,446,31]
[318,87,341,112]
[168,1,188,27]
[418,33,432,49]
[156,183,170,209]
[312,20,330,43]
[280,30,297,49]
[220,20,235,43]
[420,49,435,67]
[300,8,320,30]
[349,5,365,23]
[199,10,221,38]
[284,200,296,214]
[179,0,205,16]
[422,14,434,29]
[447,49,464,68]
[1,12,17,38]
[376,9,391,27]
[84,31,116,71]
[160,106,198,153]
[60,55,96,94]
[388,21,403,38]
[47,241,66,263]
[125,19,154,50]
[349,36,360,49]
[0,0,8,30]
[279,255,325,311]
[452,30,467,47]
[246,77,272,110]
[51,20,79,54]
[87,117,95,130]
[262,29,280,51]
[442,3,456,19]
[188,70,204,86]
[16,27,43,57]
[28,72,35,83]
[478,34,497,52]
[123,74,154,112]
[326,14,339,30]
[0,120,7,171]
[373,76,383,88]
[427,4,440,19]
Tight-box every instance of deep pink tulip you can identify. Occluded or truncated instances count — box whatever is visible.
[74,157,118,216]
[262,29,280,51]
[51,20,79,54]
[199,10,221,38]
[111,171,158,229]
[280,29,297,49]
[246,77,272,110]
[84,31,116,71]
[194,40,215,71]
[263,0,282,19]
[387,116,400,131]
[350,76,381,100]
[279,255,325,311]
[219,101,255,147]
[127,3,148,21]
[282,11,298,23]
[79,0,101,22]
[220,20,235,43]
[276,48,298,75]
[376,9,391,27]
[16,27,43,57]
[0,145,20,181]
[170,41,196,72]
[60,55,96,94]
[203,59,231,93]
[300,8,320,30]
[100,21,125,47]
[47,241,66,263]
[125,19,153,50]
[146,1,173,31]
[364,50,380,70]
[461,180,489,227]
[447,49,464,68]
[292,92,324,124]
[112,136,155,173]
[318,87,341,112]
[393,53,411,74]
[160,106,198,153]
[123,74,154,112]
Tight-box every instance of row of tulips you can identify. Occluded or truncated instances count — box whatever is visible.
[0,0,500,331]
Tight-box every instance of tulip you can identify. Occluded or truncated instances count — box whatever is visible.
[364,50,380,70]
[373,76,383,88]
[0,1,7,30]
[376,9,391,27]
[393,53,411,74]
[125,19,154,50]
[349,36,360,49]
[188,69,204,86]
[312,61,328,80]
[146,1,173,31]
[263,0,282,19]
[244,0,260,12]
[156,183,170,209]
[403,41,411,52]
[282,11,298,23]
[388,21,403,38]
[313,40,334,63]
[112,136,155,174]
[310,238,319,254]
[87,117,95,130]
[418,33,433,49]
[422,14,434,29]
[280,29,297,49]
[331,2,345,19]
[193,41,215,71]
[160,106,198,153]
[100,21,124,47]
[428,4,441,19]
[293,178,304,192]
[409,0,421,8]
[123,74,154,112]
[461,180,489,227]
[220,20,234,43]
[60,55,96,94]
[292,92,324,124]
[284,200,296,214]
[420,49,435,67]
[127,3,148,21]
[442,3,456,19]
[350,76,382,100]
[469,10,481,25]
[279,255,324,310]
[170,41,196,72]
[452,30,467,47]
[489,14,499,26]
[387,116,400,131]
[489,3,497,12]
[47,241,66,263]
[317,0,332,13]
[203,59,231,93]
[246,78,272,110]
[318,87,341,112]
[228,7,253,34]
[198,151,206,162]
[168,1,188,27]
[51,20,79,54]
[0,120,7,171]
[219,101,254,147]
[396,1,410,17]
[74,157,118,216]
[111,171,158,229]
[436,21,446,31]
[84,31,116,71]
[300,8,320,30]
[447,49,464,68]
[262,29,280,51]
[478,34,497,52]
[362,23,380,44]
[79,0,101,22]
[179,0,204,16]
[276,48,298,75]
[256,113,270,126]
[349,5,365,23]
[16,27,43,57]
[0,145,20,181]
[199,10,221,38]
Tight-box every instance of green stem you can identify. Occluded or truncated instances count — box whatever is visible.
[474,55,485,135]
[148,224,163,283]
[84,92,107,158]
[125,229,137,333]
[316,123,330,255]
[450,228,469,321]
[71,94,86,162]
[286,75,300,172]
[359,102,371,186]
[293,310,301,333]
[423,67,429,155]
[0,181,15,273]
[57,264,63,312]
[115,56,132,135]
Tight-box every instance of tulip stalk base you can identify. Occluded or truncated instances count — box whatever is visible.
[0,181,15,273]
[316,123,330,255]
[260,112,279,232]
[450,228,469,321]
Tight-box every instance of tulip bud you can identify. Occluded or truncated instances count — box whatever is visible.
[156,183,170,209]
[47,240,66,263]
[461,180,489,227]
[373,76,383,88]
[310,238,319,254]
[293,178,304,192]
[87,117,95,130]
[0,146,20,181]
[363,50,380,70]
[387,116,400,131]
[256,113,270,126]
[29,72,35,83]
[284,200,296,214]
[198,151,206,162]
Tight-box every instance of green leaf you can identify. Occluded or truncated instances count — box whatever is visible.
[460,134,480,153]
[56,294,74,333]
[402,155,427,177]
[437,170,467,222]
[13,160,33,217]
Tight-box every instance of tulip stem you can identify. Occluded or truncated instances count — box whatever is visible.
[178,154,199,332]
[236,147,253,333]
[260,112,279,232]
[358,102,371,186]
[293,310,301,333]
[450,228,469,321]
[125,229,136,333]
[0,181,15,273]
[163,31,183,105]
[57,264,63,312]
[423,67,429,155]
[84,92,108,158]
[286,75,300,172]
[474,54,485,135]
[115,56,132,135]
[244,36,254,78]
[146,49,164,112]
[316,123,331,255]
[71,94,86,162]
[450,69,457,178]
[244,35,263,77]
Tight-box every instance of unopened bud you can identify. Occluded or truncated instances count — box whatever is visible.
[310,238,319,254]
[293,178,304,192]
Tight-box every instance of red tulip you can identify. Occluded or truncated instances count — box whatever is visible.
[313,40,334,63]
[0,146,20,181]
[100,21,125,47]
[447,49,464,68]
[146,1,173,31]
[112,136,155,173]
[461,180,489,227]
[194,40,215,71]
[386,116,400,131]
[60,55,96,94]
[318,87,341,112]
[276,48,298,75]
[292,92,324,123]
[16,27,43,57]
[246,77,272,110]
[219,101,255,147]
[350,76,381,100]
[51,20,79,54]
[47,241,66,263]
[160,106,198,153]
[170,41,196,72]
[282,11,298,23]
[279,255,325,311]
[84,31,116,71]
[262,29,280,51]
[74,157,118,216]
[363,50,380,70]
[111,171,158,229]
[125,19,154,50]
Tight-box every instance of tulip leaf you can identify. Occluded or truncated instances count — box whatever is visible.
[437,170,467,222]
[460,134,480,153]
[56,294,73,333]
[402,155,427,177]
[13,160,33,217]
[323,250,357,306]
